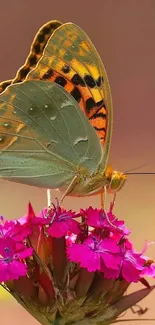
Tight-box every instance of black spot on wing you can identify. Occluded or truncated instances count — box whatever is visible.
[94,126,106,132]
[37,33,45,43]
[96,76,104,87]
[54,76,67,87]
[18,67,30,79]
[62,65,70,74]
[29,55,37,66]
[70,87,82,103]
[96,99,106,108]
[89,111,106,120]
[34,43,41,54]
[71,74,85,86]
[84,75,96,88]
[85,97,96,113]
[42,69,54,80]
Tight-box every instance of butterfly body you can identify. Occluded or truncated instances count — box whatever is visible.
[63,170,108,197]
[0,21,126,197]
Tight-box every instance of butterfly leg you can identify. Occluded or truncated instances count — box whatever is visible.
[101,189,120,230]
[100,186,107,209]
[47,189,52,208]
[100,191,104,209]
[110,193,116,212]
[60,175,78,204]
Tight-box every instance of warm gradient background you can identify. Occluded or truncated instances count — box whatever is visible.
[0,1,155,324]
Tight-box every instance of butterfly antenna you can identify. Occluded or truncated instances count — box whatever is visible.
[126,172,155,175]
[125,163,151,173]
[125,163,155,175]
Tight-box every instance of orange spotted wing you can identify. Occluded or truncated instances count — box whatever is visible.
[26,23,113,156]
[0,21,113,172]
[0,20,62,93]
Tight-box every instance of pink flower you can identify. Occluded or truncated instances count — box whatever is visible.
[0,237,33,283]
[67,235,121,273]
[107,210,130,235]
[100,238,149,283]
[115,239,145,282]
[47,205,81,238]
[141,259,155,277]
[18,203,49,227]
[0,219,32,242]
[0,201,154,325]
[121,249,144,282]
[17,203,51,254]
[65,232,77,247]
[82,207,130,236]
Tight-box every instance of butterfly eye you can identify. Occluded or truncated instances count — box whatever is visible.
[107,171,127,194]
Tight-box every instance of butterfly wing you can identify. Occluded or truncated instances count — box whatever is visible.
[0,80,13,94]
[0,20,62,93]
[0,80,103,189]
[25,22,113,171]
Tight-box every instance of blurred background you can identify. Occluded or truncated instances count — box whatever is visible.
[0,0,155,324]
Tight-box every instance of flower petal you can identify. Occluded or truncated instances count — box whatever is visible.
[0,260,27,283]
[122,260,140,283]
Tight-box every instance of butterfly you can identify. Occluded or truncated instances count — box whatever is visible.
[0,20,126,199]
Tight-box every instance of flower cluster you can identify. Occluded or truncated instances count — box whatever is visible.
[0,202,154,325]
